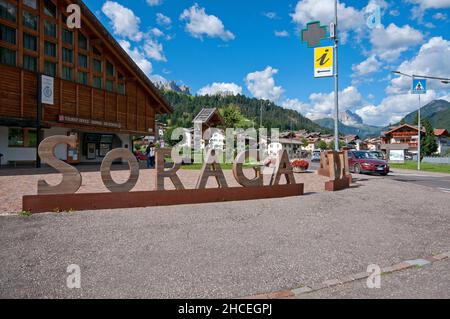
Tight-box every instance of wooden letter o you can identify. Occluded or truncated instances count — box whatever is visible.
[100,148,139,192]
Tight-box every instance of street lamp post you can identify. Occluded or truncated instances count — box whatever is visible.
[333,0,339,151]
[391,71,450,170]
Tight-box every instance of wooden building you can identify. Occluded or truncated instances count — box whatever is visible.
[0,0,171,165]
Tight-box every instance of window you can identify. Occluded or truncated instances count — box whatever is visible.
[8,128,37,147]
[62,66,73,80]
[93,58,101,73]
[106,61,114,76]
[117,83,125,95]
[44,0,56,18]
[77,71,88,85]
[23,33,37,51]
[92,46,101,56]
[93,76,102,89]
[62,29,73,45]
[0,23,16,44]
[23,11,38,30]
[44,20,56,37]
[23,0,38,10]
[23,55,37,71]
[78,32,87,50]
[0,0,16,22]
[0,46,15,66]
[44,60,56,76]
[44,41,56,57]
[118,72,125,81]
[62,47,73,63]
[106,80,114,92]
[78,53,87,68]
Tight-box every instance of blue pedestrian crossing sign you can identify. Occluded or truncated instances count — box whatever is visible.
[412,78,427,94]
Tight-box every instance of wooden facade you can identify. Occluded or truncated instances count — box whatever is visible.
[0,0,171,135]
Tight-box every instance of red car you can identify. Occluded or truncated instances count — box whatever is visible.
[348,151,390,175]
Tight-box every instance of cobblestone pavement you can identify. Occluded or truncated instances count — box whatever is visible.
[0,166,328,214]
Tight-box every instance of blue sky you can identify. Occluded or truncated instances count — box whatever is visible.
[84,0,450,126]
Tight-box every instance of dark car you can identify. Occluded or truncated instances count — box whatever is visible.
[348,151,390,175]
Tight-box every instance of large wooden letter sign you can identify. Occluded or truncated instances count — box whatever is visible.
[37,135,82,195]
[318,151,352,191]
[23,136,308,213]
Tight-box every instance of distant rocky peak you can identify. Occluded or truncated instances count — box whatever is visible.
[339,110,363,126]
[154,80,191,95]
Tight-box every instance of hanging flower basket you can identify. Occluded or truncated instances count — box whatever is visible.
[291,159,309,173]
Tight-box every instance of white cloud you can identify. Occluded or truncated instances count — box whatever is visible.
[119,40,153,75]
[146,0,163,6]
[370,23,423,61]
[180,4,235,41]
[388,37,450,94]
[291,0,365,32]
[156,13,172,28]
[197,82,243,96]
[263,12,278,19]
[408,0,450,10]
[102,1,143,41]
[355,92,443,126]
[149,27,164,38]
[274,30,289,37]
[352,55,381,76]
[282,98,310,115]
[245,67,284,102]
[143,38,166,62]
[432,12,448,20]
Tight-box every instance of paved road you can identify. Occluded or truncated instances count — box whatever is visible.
[1,174,449,298]
[295,258,450,299]
[310,161,450,194]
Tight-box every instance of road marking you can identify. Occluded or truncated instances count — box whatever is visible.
[438,188,450,193]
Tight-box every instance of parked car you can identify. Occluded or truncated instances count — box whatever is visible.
[368,150,386,160]
[311,150,321,162]
[348,151,390,175]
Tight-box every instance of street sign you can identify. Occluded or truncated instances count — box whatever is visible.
[314,46,333,78]
[412,78,427,94]
[41,75,54,105]
[301,21,328,48]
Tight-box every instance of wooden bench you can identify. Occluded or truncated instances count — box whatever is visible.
[8,160,36,168]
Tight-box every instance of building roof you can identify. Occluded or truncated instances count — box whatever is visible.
[384,123,425,136]
[278,138,304,145]
[434,128,450,137]
[75,0,172,114]
[193,108,224,125]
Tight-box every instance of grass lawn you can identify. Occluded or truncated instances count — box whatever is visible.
[390,161,450,174]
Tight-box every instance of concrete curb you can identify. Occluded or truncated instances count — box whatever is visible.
[243,251,450,299]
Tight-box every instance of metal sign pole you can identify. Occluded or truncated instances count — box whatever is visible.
[333,0,339,151]
[36,73,42,168]
[418,93,421,170]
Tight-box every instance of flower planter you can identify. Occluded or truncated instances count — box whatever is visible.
[293,167,307,173]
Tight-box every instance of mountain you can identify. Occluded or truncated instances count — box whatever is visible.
[157,91,330,133]
[154,80,191,95]
[339,110,363,126]
[397,99,450,130]
[314,110,382,138]
[314,118,382,138]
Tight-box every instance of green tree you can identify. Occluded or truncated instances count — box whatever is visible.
[421,118,438,157]
[301,137,309,147]
[220,104,252,129]
[327,140,347,150]
[317,140,327,150]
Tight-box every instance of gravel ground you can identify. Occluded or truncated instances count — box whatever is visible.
[0,173,449,298]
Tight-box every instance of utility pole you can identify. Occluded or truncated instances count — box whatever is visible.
[260,100,263,128]
[418,92,421,170]
[333,0,339,151]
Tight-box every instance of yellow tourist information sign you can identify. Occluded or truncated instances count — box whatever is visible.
[314,46,333,78]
